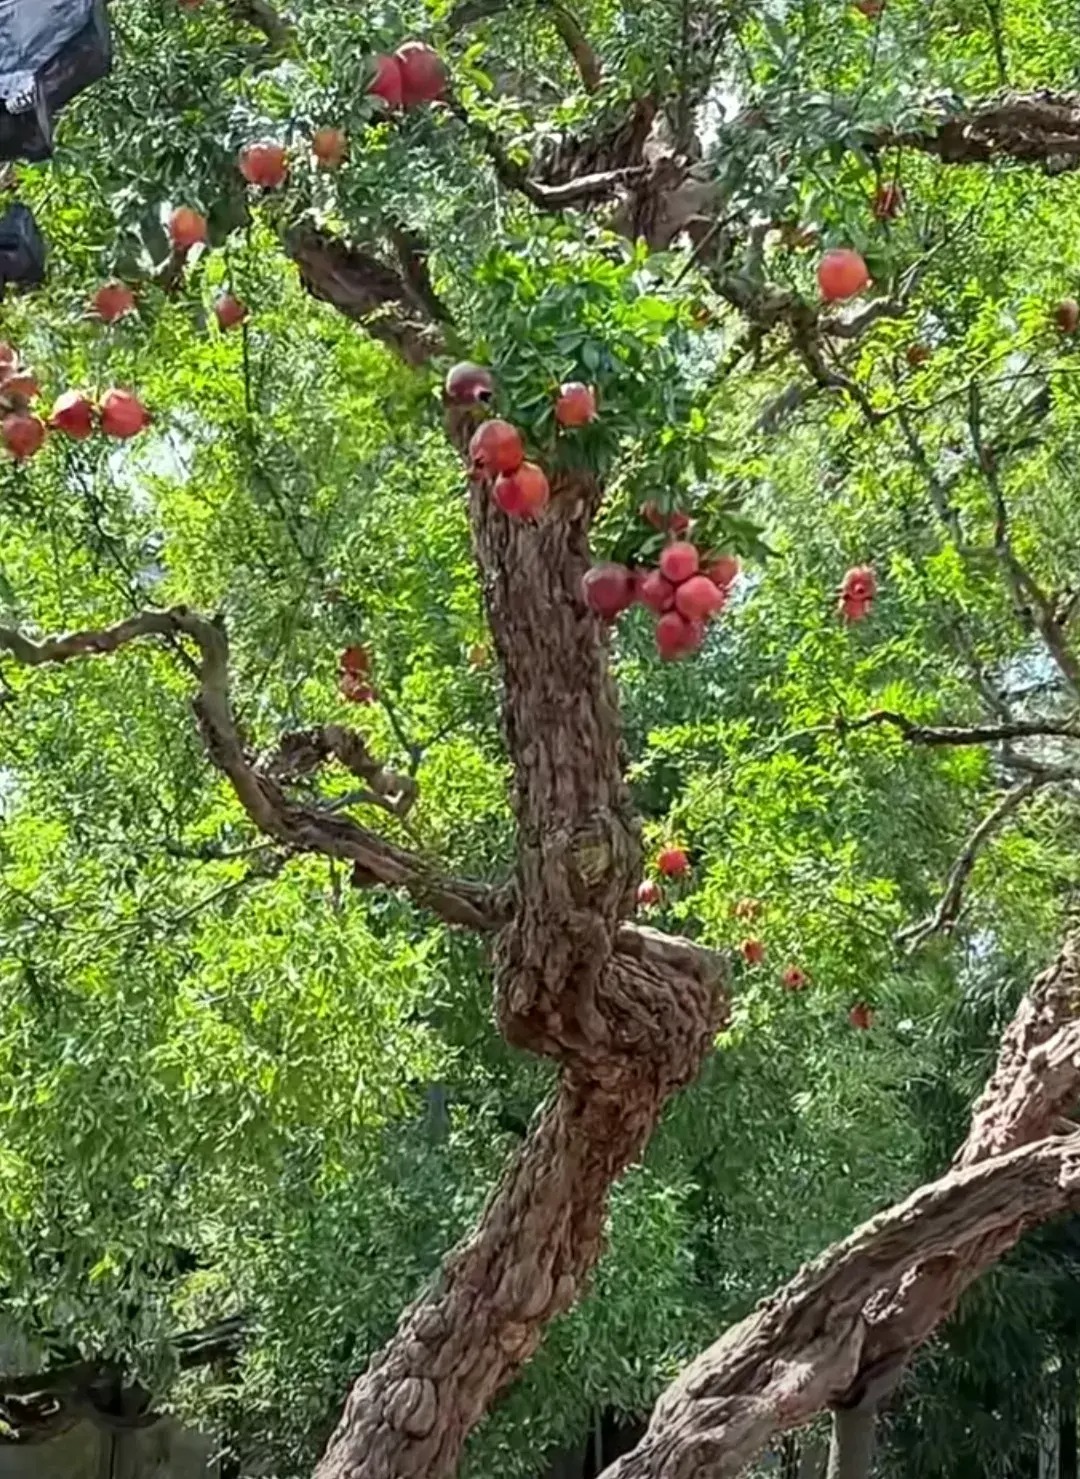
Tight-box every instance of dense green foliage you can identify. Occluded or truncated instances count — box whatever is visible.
[1,0,1079,1475]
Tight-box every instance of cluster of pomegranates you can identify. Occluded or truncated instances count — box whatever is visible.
[339,644,376,704]
[838,564,876,621]
[0,341,150,462]
[453,366,597,519]
[582,537,740,661]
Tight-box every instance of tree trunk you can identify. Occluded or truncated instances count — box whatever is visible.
[310,448,725,1479]
[1061,1356,1077,1479]
[825,1406,877,1479]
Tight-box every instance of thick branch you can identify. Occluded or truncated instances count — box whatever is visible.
[287,228,447,366]
[874,91,1080,172]
[605,934,1080,1477]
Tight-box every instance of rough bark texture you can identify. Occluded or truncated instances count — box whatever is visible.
[602,933,1080,1478]
[307,421,726,1479]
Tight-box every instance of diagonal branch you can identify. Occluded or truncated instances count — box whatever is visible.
[0,612,496,931]
[605,933,1080,1479]
[896,773,1060,952]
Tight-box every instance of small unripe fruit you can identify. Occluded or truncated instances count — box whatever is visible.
[445,362,495,405]
[638,570,675,614]
[873,182,904,219]
[849,1002,874,1030]
[554,381,596,426]
[675,574,725,622]
[239,141,288,188]
[657,846,689,879]
[1,412,45,460]
[394,42,447,106]
[312,127,348,168]
[741,938,765,966]
[818,248,870,302]
[782,966,808,990]
[469,418,524,476]
[100,389,150,439]
[659,541,700,585]
[637,879,661,908]
[655,610,703,660]
[706,553,740,588]
[494,461,549,519]
[49,390,95,439]
[582,563,633,621]
[169,206,208,251]
[214,294,247,330]
[1056,298,1080,334]
[93,281,136,322]
[340,645,370,676]
[368,54,404,107]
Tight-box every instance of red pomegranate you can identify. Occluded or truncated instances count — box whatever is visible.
[394,42,447,106]
[469,419,524,476]
[49,391,95,439]
[100,389,150,439]
[1,413,45,460]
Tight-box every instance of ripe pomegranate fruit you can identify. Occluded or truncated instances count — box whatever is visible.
[1,413,45,460]
[782,965,808,990]
[100,389,150,439]
[469,418,524,476]
[873,182,904,219]
[582,563,633,620]
[659,541,700,585]
[93,281,136,322]
[706,553,740,588]
[655,610,704,659]
[657,846,689,879]
[394,42,446,106]
[49,391,95,439]
[1,372,38,401]
[554,381,596,426]
[849,1002,874,1030]
[1056,298,1080,334]
[445,362,495,405]
[239,141,288,188]
[494,461,549,519]
[741,938,765,966]
[169,206,208,251]
[215,294,247,330]
[734,897,762,920]
[638,570,675,614]
[637,879,661,908]
[818,248,870,302]
[675,574,725,622]
[842,565,876,601]
[340,645,370,675]
[368,54,404,107]
[312,127,347,168]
